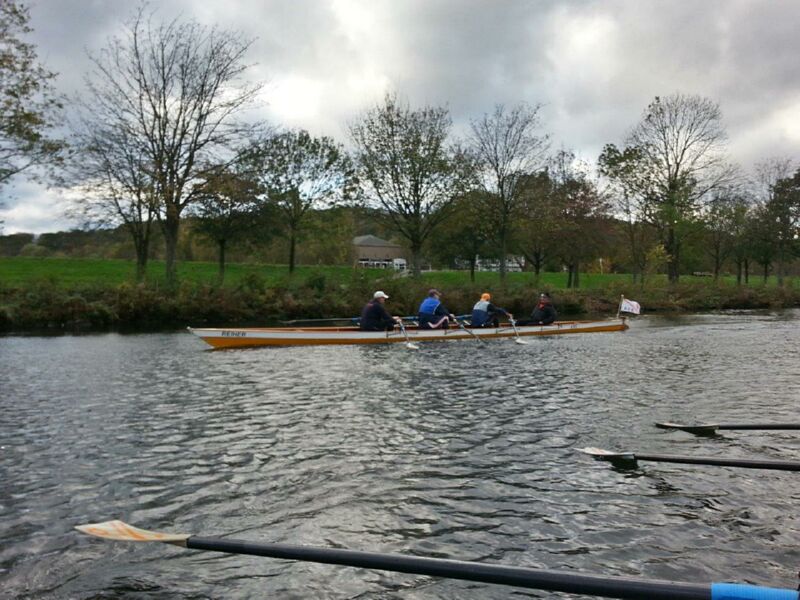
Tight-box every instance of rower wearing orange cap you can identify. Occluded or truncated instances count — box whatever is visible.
[470,292,512,328]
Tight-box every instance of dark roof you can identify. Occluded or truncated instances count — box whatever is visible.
[352,235,400,248]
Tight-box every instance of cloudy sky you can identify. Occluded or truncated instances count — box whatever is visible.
[2,0,799,233]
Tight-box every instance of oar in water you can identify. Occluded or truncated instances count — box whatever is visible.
[397,320,419,350]
[509,318,528,345]
[578,447,800,471]
[656,422,800,435]
[75,520,798,600]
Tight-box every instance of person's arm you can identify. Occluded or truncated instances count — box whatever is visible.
[489,302,511,318]
[378,303,396,327]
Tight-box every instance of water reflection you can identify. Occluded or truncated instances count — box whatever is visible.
[1,310,799,598]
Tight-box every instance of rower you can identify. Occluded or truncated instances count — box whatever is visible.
[418,289,456,329]
[360,291,401,331]
[470,292,512,328]
[516,292,557,326]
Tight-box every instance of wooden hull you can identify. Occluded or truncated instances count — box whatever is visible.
[188,319,628,349]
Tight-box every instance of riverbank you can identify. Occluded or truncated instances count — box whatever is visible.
[1,258,798,332]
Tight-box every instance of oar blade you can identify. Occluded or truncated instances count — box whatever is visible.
[76,520,189,543]
[655,422,719,435]
[577,447,636,461]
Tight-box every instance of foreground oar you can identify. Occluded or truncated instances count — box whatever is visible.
[656,422,800,435]
[75,521,798,600]
[578,447,800,471]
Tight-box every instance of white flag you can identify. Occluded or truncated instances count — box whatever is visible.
[620,299,641,315]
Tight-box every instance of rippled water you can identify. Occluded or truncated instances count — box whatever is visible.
[2,311,800,599]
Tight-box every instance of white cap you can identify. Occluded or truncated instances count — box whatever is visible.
[373,290,389,299]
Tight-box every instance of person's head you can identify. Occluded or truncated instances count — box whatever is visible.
[480,292,491,301]
[539,292,551,303]
[428,288,441,298]
[373,290,389,303]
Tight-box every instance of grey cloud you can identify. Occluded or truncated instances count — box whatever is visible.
[1,0,798,233]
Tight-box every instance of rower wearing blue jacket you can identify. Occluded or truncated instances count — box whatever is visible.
[471,292,512,328]
[418,289,455,329]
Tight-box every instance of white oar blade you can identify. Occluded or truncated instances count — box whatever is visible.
[406,342,419,350]
[577,447,635,461]
[514,338,528,345]
[655,422,718,434]
[75,520,189,543]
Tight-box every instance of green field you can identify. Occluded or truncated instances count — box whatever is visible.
[0,256,795,290]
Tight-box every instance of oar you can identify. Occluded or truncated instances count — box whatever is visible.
[75,521,798,600]
[656,422,800,435]
[455,318,484,343]
[509,318,528,345]
[397,321,419,350]
[578,447,800,471]
[281,317,360,326]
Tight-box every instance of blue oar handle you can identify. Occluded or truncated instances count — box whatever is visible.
[712,583,798,600]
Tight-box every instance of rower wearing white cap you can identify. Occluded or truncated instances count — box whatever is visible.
[359,291,402,331]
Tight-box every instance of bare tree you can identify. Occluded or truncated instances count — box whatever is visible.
[69,123,157,281]
[607,94,736,283]
[350,93,472,277]
[250,130,354,273]
[469,103,549,280]
[76,6,261,285]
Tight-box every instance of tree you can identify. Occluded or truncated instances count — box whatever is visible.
[350,93,472,277]
[428,190,494,281]
[548,151,610,288]
[250,130,353,273]
[78,7,261,286]
[469,103,549,280]
[193,162,261,283]
[516,170,559,277]
[700,187,746,280]
[598,144,659,284]
[769,169,800,286]
[0,0,64,219]
[603,94,735,283]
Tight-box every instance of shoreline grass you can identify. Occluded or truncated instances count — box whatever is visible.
[1,257,798,333]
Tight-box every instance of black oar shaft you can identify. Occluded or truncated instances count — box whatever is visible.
[635,454,800,471]
[718,424,800,431]
[186,537,709,599]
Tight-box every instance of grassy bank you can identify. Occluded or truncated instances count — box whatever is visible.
[1,257,799,332]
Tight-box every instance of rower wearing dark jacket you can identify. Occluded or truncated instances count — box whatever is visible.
[516,292,557,326]
[360,291,401,331]
[471,292,512,328]
[418,289,455,329]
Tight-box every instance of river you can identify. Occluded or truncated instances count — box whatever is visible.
[1,311,799,599]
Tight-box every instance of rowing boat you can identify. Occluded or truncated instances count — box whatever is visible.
[188,318,628,349]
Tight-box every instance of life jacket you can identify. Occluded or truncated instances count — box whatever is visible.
[471,299,490,326]
[419,297,441,315]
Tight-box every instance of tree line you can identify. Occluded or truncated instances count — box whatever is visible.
[2,3,799,286]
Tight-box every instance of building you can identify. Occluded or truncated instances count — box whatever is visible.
[352,235,407,270]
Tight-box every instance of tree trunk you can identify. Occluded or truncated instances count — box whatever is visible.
[469,256,476,283]
[572,263,580,289]
[665,226,680,284]
[744,259,749,284]
[410,243,422,278]
[763,263,769,283]
[163,211,180,287]
[289,228,297,274]
[498,222,508,282]
[735,260,742,285]
[218,238,226,284]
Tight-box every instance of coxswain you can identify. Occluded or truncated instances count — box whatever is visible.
[417,289,456,329]
[470,292,512,328]
[360,291,401,331]
[516,292,557,326]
